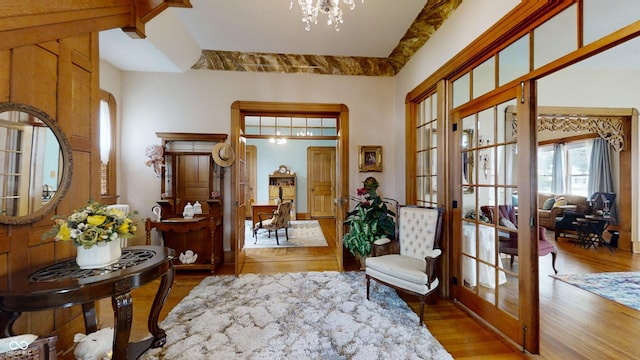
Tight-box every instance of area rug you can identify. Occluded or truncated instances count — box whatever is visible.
[552,272,640,311]
[244,220,328,248]
[140,271,453,360]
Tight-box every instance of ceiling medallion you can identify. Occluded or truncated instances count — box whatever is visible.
[290,0,364,31]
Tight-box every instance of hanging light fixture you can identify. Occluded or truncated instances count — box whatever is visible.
[290,0,364,31]
[269,131,288,145]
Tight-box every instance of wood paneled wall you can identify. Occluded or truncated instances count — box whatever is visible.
[0,0,191,356]
[0,33,100,354]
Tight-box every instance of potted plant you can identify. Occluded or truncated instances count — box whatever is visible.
[343,177,397,267]
[42,200,138,269]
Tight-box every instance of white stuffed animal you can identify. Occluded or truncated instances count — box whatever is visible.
[73,327,113,360]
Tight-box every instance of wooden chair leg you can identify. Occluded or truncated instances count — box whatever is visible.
[419,295,425,326]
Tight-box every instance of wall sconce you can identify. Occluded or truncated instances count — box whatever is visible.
[478,136,491,179]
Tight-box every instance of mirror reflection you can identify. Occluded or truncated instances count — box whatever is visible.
[0,103,71,224]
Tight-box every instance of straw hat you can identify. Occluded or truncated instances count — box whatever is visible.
[212,142,235,167]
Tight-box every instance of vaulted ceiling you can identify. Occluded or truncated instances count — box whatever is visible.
[99,0,462,75]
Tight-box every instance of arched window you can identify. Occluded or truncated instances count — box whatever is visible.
[100,90,117,201]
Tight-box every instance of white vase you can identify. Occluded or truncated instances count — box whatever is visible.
[76,240,122,269]
[193,201,202,214]
[183,202,194,219]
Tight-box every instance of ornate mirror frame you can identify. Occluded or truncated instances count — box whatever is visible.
[0,102,73,225]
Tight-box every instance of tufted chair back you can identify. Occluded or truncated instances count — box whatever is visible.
[399,206,444,260]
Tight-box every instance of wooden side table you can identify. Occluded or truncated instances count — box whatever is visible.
[0,246,174,360]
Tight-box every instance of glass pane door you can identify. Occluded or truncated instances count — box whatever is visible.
[453,83,537,351]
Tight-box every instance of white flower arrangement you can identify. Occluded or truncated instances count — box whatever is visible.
[42,201,138,249]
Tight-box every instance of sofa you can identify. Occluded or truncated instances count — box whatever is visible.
[538,193,589,230]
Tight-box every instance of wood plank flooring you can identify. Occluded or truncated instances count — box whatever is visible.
[97,220,640,359]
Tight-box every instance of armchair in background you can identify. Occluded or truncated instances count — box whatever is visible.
[253,200,292,245]
[482,205,558,274]
[554,210,586,239]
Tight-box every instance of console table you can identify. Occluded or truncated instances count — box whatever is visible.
[0,246,175,360]
[145,214,222,272]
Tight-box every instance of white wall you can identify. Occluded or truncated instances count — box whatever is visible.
[393,0,521,203]
[116,70,394,248]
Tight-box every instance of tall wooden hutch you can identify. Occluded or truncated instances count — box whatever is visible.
[269,165,296,220]
[145,132,226,272]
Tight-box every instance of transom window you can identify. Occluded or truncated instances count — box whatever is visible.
[244,116,337,139]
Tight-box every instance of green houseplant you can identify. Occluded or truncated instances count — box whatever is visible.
[343,177,397,259]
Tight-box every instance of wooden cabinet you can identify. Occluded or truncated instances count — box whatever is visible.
[147,132,227,272]
[145,200,223,272]
[268,165,296,220]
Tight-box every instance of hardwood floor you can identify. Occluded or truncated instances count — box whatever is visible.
[99,220,640,359]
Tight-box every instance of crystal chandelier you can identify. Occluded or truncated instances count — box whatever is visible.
[290,0,364,31]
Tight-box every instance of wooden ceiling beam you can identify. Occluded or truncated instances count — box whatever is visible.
[0,0,192,50]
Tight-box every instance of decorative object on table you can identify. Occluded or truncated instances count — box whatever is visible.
[73,327,113,360]
[210,190,219,199]
[182,202,194,219]
[211,141,235,167]
[178,250,198,264]
[358,145,383,172]
[152,205,162,222]
[41,201,138,269]
[144,144,164,176]
[343,177,397,267]
[193,201,202,214]
[139,272,452,360]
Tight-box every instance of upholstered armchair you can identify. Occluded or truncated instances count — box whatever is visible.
[365,206,445,325]
[253,201,293,245]
[485,205,558,274]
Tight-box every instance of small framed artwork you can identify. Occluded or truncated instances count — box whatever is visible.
[359,145,382,172]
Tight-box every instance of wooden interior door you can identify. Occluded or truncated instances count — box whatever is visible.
[245,145,257,218]
[308,146,335,218]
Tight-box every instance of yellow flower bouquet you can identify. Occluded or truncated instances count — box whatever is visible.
[42,201,138,249]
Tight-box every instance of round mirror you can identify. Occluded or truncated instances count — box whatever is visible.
[0,103,72,225]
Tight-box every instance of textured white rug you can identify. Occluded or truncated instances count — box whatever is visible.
[141,271,452,360]
[244,220,328,248]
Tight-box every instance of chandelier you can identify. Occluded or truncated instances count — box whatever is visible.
[290,0,364,31]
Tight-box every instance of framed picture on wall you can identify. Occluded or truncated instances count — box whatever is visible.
[359,145,382,172]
